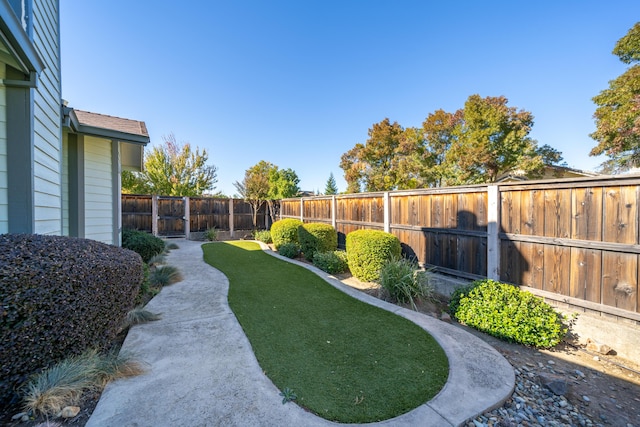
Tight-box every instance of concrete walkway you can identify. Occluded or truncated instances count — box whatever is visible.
[87,239,514,427]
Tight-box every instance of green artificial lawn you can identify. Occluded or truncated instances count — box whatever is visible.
[202,241,449,423]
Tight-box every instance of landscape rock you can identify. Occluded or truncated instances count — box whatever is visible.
[586,338,612,355]
[59,406,80,418]
[538,373,568,396]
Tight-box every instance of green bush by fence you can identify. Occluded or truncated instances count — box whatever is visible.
[346,229,401,282]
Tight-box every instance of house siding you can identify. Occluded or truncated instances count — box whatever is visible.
[0,63,7,233]
[84,136,113,243]
[61,131,68,235]
[32,0,62,235]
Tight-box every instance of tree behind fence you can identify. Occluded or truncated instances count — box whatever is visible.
[280,175,640,321]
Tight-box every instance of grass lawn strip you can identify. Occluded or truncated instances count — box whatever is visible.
[202,241,448,423]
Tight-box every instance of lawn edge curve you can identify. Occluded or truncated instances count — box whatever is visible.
[255,240,515,427]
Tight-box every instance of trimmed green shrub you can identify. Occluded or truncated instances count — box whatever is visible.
[0,234,143,407]
[346,229,401,282]
[254,230,272,244]
[270,218,303,249]
[313,250,349,274]
[450,279,565,348]
[278,243,300,258]
[297,223,338,261]
[379,257,433,310]
[122,229,165,262]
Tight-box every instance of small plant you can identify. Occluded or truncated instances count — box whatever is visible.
[149,265,183,287]
[278,243,300,259]
[165,242,180,250]
[22,350,144,416]
[379,257,434,311]
[450,279,566,348]
[125,307,162,326]
[279,387,297,404]
[147,254,166,266]
[313,250,349,274]
[253,230,272,244]
[204,227,218,242]
[122,229,165,262]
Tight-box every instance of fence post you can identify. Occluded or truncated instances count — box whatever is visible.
[229,198,235,238]
[300,198,304,222]
[487,185,500,280]
[152,195,158,236]
[184,197,190,240]
[383,192,391,233]
[331,195,337,229]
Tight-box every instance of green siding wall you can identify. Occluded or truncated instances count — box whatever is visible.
[84,136,113,243]
[32,0,62,235]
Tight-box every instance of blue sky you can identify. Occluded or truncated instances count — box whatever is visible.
[60,1,640,196]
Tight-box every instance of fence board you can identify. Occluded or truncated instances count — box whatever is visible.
[602,252,638,312]
[520,188,543,236]
[544,189,571,238]
[542,245,571,295]
[571,187,603,241]
[603,186,638,244]
[570,247,602,303]
[519,241,544,290]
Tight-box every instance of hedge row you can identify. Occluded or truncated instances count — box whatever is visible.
[0,234,143,406]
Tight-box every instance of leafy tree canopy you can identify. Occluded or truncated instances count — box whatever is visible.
[340,96,561,192]
[234,161,300,226]
[121,133,217,196]
[590,22,640,172]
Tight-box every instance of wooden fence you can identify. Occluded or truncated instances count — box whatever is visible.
[122,194,269,238]
[280,175,640,322]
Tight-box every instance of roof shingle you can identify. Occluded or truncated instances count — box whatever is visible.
[74,110,148,137]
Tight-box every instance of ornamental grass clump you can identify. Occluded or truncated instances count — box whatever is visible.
[450,279,565,348]
[379,257,433,311]
[149,265,183,287]
[22,350,144,417]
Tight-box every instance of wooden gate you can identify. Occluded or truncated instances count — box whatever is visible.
[157,196,186,237]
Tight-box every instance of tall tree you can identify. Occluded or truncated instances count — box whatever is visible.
[339,118,405,192]
[324,172,338,195]
[590,22,640,172]
[266,167,300,223]
[234,161,300,227]
[445,95,542,184]
[121,133,217,196]
[234,161,274,228]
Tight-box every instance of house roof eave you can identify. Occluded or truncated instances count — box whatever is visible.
[0,0,45,75]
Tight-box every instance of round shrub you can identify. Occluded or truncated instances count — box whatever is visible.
[346,229,401,282]
[0,234,143,406]
[122,229,165,262]
[297,223,338,261]
[451,279,565,348]
[270,219,303,249]
[278,243,300,259]
[313,251,349,274]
